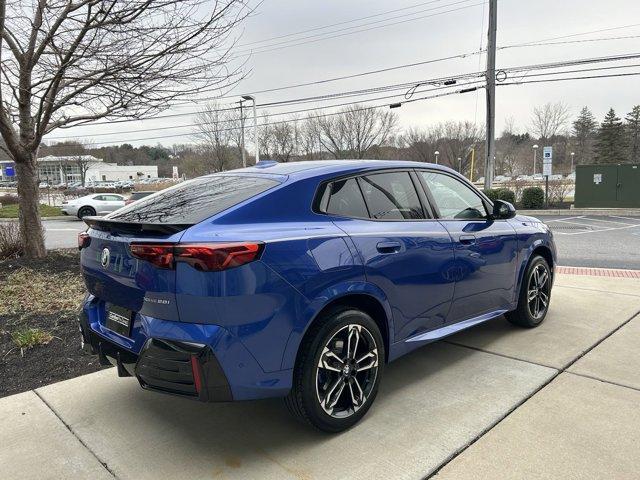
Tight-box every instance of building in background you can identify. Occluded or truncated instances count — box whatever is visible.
[0,155,158,184]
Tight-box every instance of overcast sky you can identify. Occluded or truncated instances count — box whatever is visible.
[45,0,640,148]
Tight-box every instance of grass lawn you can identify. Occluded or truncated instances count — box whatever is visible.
[0,203,63,218]
[0,250,104,397]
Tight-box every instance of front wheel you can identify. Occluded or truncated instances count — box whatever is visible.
[506,255,552,328]
[285,308,384,432]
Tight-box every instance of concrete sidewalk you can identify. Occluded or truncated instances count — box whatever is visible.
[2,272,639,480]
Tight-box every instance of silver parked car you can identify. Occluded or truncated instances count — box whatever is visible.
[61,193,126,218]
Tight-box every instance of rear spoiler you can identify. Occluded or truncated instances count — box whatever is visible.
[83,216,192,235]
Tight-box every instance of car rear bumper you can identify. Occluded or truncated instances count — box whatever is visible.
[79,295,292,401]
[79,310,232,401]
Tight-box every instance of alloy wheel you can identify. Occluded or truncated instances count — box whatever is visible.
[315,324,379,418]
[527,264,550,319]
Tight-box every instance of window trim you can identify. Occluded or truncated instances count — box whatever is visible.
[414,168,494,221]
[313,168,436,222]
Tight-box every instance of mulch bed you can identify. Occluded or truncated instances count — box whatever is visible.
[0,250,107,398]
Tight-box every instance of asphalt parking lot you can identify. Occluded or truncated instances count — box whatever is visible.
[2,271,640,479]
[541,215,640,269]
[42,218,86,249]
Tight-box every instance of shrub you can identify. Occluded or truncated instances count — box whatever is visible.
[0,194,19,205]
[521,187,545,209]
[0,222,22,259]
[484,188,515,204]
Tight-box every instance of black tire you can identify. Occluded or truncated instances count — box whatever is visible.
[285,308,385,433]
[506,255,552,328]
[77,206,96,219]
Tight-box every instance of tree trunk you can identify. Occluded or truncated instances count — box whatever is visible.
[15,153,46,258]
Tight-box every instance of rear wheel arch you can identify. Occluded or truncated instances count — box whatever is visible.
[297,294,391,367]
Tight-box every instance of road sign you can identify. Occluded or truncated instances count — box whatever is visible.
[542,146,552,176]
[172,166,179,180]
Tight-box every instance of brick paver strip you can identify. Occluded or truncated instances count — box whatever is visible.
[557,266,640,278]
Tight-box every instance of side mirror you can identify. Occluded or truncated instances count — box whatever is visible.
[492,200,516,220]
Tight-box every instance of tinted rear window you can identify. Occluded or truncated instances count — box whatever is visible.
[319,178,369,218]
[108,175,279,224]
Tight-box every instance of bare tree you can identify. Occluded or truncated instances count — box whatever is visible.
[269,116,299,162]
[318,105,398,159]
[192,102,238,173]
[0,0,249,257]
[530,102,571,140]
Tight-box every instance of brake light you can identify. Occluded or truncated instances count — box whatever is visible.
[78,232,91,250]
[129,243,174,269]
[129,242,263,271]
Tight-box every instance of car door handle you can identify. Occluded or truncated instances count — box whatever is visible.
[459,235,476,245]
[376,241,401,254]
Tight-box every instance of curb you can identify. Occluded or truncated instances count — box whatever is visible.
[1,215,75,222]
[557,265,640,278]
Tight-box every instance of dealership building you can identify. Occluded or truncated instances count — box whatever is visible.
[0,155,158,183]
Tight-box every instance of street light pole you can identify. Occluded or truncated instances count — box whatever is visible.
[458,157,462,172]
[532,144,539,175]
[242,95,259,164]
[239,99,246,168]
[434,150,440,164]
[570,152,575,173]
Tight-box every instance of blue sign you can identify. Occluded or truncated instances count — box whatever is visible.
[5,165,15,177]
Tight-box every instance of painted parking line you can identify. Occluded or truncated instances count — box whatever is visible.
[581,216,640,226]
[548,218,609,229]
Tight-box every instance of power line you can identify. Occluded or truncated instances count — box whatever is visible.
[232,1,487,57]
[46,52,640,141]
[44,87,483,148]
[499,70,640,87]
[236,0,472,48]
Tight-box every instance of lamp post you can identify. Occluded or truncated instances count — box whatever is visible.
[241,95,259,164]
[458,157,462,172]
[532,144,539,175]
[570,151,575,173]
[434,150,440,164]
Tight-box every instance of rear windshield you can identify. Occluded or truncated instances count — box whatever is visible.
[107,175,279,224]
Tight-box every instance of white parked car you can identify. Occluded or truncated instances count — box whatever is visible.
[61,193,126,218]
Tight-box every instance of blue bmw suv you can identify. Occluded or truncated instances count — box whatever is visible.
[78,160,555,432]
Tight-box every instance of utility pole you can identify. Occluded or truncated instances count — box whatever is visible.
[239,99,246,168]
[484,0,497,190]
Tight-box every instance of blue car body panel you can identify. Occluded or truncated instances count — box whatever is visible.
[79,160,556,400]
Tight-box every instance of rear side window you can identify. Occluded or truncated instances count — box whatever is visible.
[108,175,279,224]
[358,172,424,220]
[319,177,369,218]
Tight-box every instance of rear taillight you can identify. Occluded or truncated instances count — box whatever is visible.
[129,242,263,271]
[78,232,91,250]
[129,243,174,269]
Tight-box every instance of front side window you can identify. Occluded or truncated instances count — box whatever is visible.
[358,172,424,220]
[319,177,369,218]
[108,175,279,224]
[419,171,487,220]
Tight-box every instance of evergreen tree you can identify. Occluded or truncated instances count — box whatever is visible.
[572,106,597,165]
[625,105,640,163]
[594,108,627,164]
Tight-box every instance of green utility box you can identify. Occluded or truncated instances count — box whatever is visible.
[574,164,640,208]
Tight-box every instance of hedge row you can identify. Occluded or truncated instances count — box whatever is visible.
[484,186,545,209]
